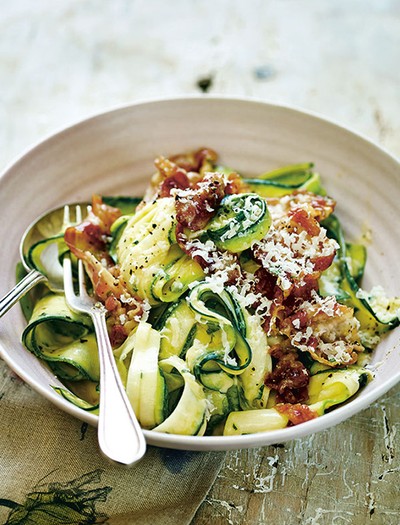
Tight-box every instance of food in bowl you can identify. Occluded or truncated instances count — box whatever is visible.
[20,147,400,436]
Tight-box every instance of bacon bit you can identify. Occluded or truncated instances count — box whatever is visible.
[265,346,310,404]
[252,201,337,304]
[275,403,317,425]
[82,252,124,301]
[254,267,278,300]
[104,295,120,312]
[225,171,249,195]
[267,191,336,222]
[91,194,121,231]
[64,196,143,346]
[261,301,286,334]
[110,324,128,348]
[175,172,226,231]
[154,156,185,179]
[65,221,106,260]
[312,253,336,272]
[288,309,309,330]
[154,157,191,198]
[65,195,121,263]
[159,170,190,197]
[290,275,320,299]
[289,207,320,236]
[169,147,218,173]
[280,295,363,366]
[308,194,336,222]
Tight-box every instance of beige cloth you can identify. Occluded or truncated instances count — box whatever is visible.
[0,359,225,525]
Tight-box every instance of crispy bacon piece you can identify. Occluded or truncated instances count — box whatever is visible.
[266,191,336,222]
[154,157,191,198]
[275,403,317,425]
[280,294,363,366]
[252,207,337,302]
[254,267,279,300]
[225,171,249,195]
[91,194,121,231]
[265,344,310,403]
[169,147,218,173]
[289,207,320,237]
[175,172,226,231]
[80,252,125,302]
[110,323,128,348]
[159,171,190,197]
[64,195,121,263]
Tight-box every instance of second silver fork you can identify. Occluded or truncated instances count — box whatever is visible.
[63,256,146,465]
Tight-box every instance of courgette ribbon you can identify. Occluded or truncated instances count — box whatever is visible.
[157,282,271,412]
[243,163,325,197]
[206,193,271,252]
[22,294,99,382]
[116,197,204,305]
[187,283,252,376]
[322,215,400,345]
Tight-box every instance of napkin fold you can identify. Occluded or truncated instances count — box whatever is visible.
[0,360,225,525]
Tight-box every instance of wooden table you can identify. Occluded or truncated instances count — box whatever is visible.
[1,2,399,523]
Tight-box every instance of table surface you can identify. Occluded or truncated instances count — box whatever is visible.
[1,2,400,524]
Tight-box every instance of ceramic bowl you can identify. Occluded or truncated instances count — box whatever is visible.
[0,97,399,450]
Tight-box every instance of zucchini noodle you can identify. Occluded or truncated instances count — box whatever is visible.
[21,150,400,436]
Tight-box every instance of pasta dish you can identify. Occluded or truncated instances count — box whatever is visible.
[21,148,400,436]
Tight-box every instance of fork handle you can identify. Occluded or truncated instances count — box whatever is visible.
[0,269,46,318]
[91,310,147,465]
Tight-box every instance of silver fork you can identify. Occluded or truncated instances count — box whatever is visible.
[63,256,146,465]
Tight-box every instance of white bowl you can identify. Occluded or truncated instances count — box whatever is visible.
[0,97,399,451]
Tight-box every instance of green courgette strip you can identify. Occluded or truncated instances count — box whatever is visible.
[153,355,209,436]
[22,294,99,381]
[318,242,367,301]
[156,283,271,412]
[156,300,197,360]
[322,215,400,344]
[27,234,69,279]
[206,193,271,252]
[116,197,204,305]
[52,386,99,413]
[236,308,271,410]
[124,322,167,429]
[151,253,205,303]
[242,163,325,197]
[187,283,252,377]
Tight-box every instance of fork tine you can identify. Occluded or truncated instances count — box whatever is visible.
[63,203,84,230]
[78,259,90,299]
[63,255,74,301]
[63,205,70,226]
[76,204,82,223]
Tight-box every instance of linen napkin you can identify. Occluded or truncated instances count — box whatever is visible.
[0,359,225,525]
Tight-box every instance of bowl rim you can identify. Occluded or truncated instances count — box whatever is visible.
[1,95,399,450]
[1,94,398,181]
